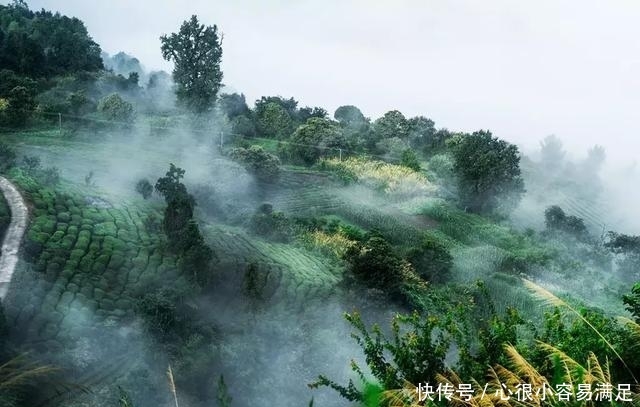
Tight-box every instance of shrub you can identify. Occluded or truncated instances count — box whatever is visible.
[97,93,134,124]
[249,203,294,242]
[228,145,280,183]
[407,235,453,283]
[345,233,406,291]
[400,148,421,172]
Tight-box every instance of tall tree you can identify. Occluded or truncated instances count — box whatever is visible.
[160,15,223,113]
[450,130,525,215]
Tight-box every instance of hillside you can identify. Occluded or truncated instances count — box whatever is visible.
[1,3,640,407]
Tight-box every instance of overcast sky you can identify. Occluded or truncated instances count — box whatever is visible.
[21,0,640,163]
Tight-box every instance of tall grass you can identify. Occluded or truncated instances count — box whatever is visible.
[384,343,635,407]
[319,157,436,199]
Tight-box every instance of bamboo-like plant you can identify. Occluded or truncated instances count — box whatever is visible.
[382,342,638,407]
[0,354,56,391]
[521,278,638,384]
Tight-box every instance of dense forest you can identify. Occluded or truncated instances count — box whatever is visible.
[1,1,640,407]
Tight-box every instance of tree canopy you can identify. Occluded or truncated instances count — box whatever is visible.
[0,2,103,76]
[451,130,525,215]
[160,15,223,113]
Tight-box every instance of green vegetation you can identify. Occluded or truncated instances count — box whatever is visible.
[0,2,637,407]
[450,130,525,216]
[160,15,223,113]
[228,145,281,183]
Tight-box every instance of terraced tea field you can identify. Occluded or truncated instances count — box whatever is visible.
[203,223,343,307]
[3,176,182,351]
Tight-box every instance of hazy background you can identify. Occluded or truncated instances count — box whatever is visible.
[19,0,638,166]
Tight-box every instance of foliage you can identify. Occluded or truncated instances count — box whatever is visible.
[311,311,450,401]
[249,203,294,242]
[523,279,638,382]
[406,116,436,150]
[301,229,357,259]
[334,105,366,128]
[136,287,191,341]
[375,137,410,159]
[97,93,134,123]
[155,164,213,284]
[135,178,153,199]
[0,2,103,76]
[623,282,640,324]
[604,232,640,282]
[345,232,409,292]
[230,114,257,138]
[160,15,223,113]
[399,149,420,172]
[3,85,35,126]
[286,117,346,165]
[450,130,525,216]
[0,143,16,172]
[544,205,589,239]
[319,157,435,198]
[255,101,293,139]
[298,106,328,122]
[406,234,453,283]
[228,145,280,183]
[219,92,250,119]
[373,110,409,141]
[431,343,635,407]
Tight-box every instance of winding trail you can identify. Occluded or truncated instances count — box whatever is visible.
[0,176,27,300]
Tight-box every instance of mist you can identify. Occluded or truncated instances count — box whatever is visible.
[2,2,640,406]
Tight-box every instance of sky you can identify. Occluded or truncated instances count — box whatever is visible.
[20,0,640,164]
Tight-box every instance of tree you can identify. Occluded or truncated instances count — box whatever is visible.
[334,105,371,151]
[298,106,327,122]
[228,145,280,183]
[155,164,195,238]
[219,93,249,119]
[544,205,588,239]
[135,179,153,199]
[97,93,134,123]
[450,130,525,215]
[400,148,420,172]
[544,205,566,230]
[373,110,409,141]
[160,15,223,113]
[287,117,346,165]
[334,105,366,128]
[155,164,213,284]
[407,116,436,149]
[345,233,406,291]
[255,101,294,139]
[5,85,35,126]
[539,135,565,174]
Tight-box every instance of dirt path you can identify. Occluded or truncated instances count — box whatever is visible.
[0,176,27,300]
